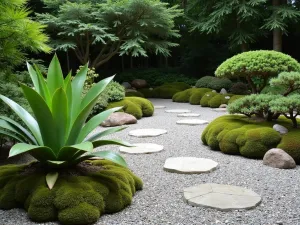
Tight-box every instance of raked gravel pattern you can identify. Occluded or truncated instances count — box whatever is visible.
[1,99,300,225]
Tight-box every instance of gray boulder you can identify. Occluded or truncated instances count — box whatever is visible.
[101,112,137,127]
[131,79,147,89]
[220,88,227,94]
[122,82,131,89]
[263,148,296,169]
[219,104,227,108]
[273,124,288,135]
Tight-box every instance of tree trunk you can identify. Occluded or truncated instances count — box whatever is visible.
[241,43,248,52]
[272,0,282,51]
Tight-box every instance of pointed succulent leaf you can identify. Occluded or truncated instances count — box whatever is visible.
[57,142,93,161]
[85,126,127,142]
[34,64,52,107]
[47,54,64,96]
[0,129,27,143]
[27,62,40,93]
[46,172,59,189]
[0,116,37,144]
[9,143,56,161]
[77,107,122,142]
[0,119,30,143]
[75,150,128,167]
[92,139,133,148]
[20,84,58,151]
[0,95,43,145]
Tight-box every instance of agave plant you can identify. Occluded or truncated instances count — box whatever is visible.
[0,55,130,189]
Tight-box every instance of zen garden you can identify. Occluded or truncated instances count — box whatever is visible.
[2,1,300,225]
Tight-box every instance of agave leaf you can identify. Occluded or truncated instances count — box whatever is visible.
[85,126,127,142]
[34,64,52,107]
[57,142,93,161]
[9,143,56,161]
[20,84,58,151]
[77,107,122,143]
[65,74,73,121]
[75,150,128,167]
[46,172,59,189]
[0,95,43,145]
[0,119,31,143]
[81,75,114,110]
[70,64,88,123]
[47,54,64,96]
[0,129,27,143]
[27,62,40,93]
[64,71,72,87]
[92,139,133,148]
[52,88,69,149]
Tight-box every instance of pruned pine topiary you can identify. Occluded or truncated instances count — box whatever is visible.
[106,97,154,119]
[269,71,300,96]
[201,115,300,160]
[215,50,300,93]
[0,160,143,225]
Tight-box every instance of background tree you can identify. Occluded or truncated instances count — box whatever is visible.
[0,0,50,71]
[37,0,182,69]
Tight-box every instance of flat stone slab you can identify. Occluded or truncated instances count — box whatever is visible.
[164,157,218,174]
[184,183,262,211]
[129,129,167,137]
[154,105,166,109]
[119,143,164,154]
[211,108,227,112]
[176,119,209,125]
[165,109,191,113]
[177,113,200,117]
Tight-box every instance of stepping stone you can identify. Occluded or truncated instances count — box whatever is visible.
[211,108,227,112]
[129,129,167,137]
[176,119,209,125]
[184,183,262,211]
[165,109,191,113]
[119,143,164,154]
[154,105,166,109]
[164,157,218,174]
[177,113,200,117]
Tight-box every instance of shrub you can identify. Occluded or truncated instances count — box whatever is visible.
[200,91,218,107]
[261,85,286,95]
[104,81,125,102]
[209,78,232,91]
[125,91,145,98]
[106,97,154,119]
[215,50,300,93]
[138,88,155,98]
[230,82,249,95]
[162,82,191,90]
[195,76,215,88]
[201,115,294,160]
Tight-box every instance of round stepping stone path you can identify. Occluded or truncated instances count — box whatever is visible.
[176,119,209,125]
[119,143,164,154]
[129,129,167,137]
[211,108,227,112]
[184,183,262,211]
[164,157,218,174]
[165,109,191,113]
[177,113,200,117]
[154,105,166,109]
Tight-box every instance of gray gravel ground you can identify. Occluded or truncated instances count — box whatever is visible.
[1,99,300,225]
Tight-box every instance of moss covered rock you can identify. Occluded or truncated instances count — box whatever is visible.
[0,160,143,225]
[202,115,300,162]
[106,97,154,119]
[200,91,218,107]
[172,88,212,104]
[208,94,233,108]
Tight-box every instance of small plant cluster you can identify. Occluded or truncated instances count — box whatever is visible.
[195,76,233,91]
[228,71,300,127]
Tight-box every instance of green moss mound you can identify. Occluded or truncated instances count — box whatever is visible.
[138,88,154,98]
[202,115,300,162]
[0,160,143,225]
[208,94,233,108]
[172,88,212,104]
[106,97,154,119]
[228,95,245,104]
[125,91,145,98]
[200,91,218,107]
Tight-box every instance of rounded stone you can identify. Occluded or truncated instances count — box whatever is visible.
[176,119,209,125]
[164,157,218,174]
[154,105,166,109]
[129,129,167,137]
[119,143,164,154]
[184,183,262,211]
[177,113,200,117]
[165,109,191,113]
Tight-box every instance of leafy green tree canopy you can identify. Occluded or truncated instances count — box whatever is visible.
[0,0,50,70]
[215,50,300,93]
[37,0,183,68]
[270,71,300,96]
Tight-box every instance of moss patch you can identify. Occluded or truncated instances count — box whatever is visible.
[0,160,142,225]
[172,88,212,104]
[202,115,300,162]
[106,97,154,119]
